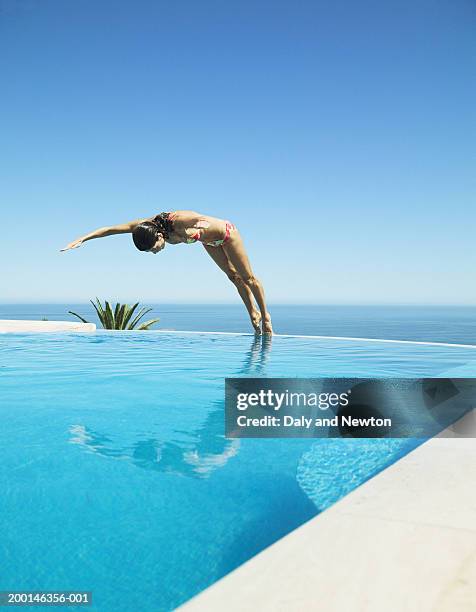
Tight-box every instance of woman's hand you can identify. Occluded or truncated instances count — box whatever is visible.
[60,238,85,251]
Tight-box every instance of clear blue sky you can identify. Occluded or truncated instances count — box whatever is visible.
[1,0,474,304]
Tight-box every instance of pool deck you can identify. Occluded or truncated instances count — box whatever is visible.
[0,320,96,332]
[183,410,476,612]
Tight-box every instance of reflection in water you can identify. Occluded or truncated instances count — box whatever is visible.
[238,334,272,375]
[69,335,272,477]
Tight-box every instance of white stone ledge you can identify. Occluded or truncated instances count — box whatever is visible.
[0,319,96,333]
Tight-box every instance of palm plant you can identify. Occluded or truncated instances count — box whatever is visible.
[69,298,160,330]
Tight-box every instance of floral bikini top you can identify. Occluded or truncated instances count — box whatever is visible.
[165,212,235,248]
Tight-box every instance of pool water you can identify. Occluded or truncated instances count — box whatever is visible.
[1,332,476,611]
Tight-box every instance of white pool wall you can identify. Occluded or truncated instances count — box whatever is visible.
[0,320,96,332]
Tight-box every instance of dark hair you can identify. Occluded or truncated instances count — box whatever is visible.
[132,212,175,251]
[132,222,160,251]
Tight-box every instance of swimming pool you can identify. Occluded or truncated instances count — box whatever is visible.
[1,332,476,611]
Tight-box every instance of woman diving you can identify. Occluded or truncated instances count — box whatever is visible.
[61,211,273,334]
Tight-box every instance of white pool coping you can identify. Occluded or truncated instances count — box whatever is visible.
[1,322,476,350]
[156,329,476,349]
[0,319,96,333]
[183,412,476,612]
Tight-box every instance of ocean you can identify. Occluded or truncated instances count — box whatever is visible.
[1,304,475,345]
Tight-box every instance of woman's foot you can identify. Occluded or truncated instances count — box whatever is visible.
[262,314,273,335]
[251,311,262,334]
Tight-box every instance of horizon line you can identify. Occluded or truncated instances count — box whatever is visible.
[1,301,475,308]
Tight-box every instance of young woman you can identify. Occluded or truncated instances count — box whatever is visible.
[61,211,273,334]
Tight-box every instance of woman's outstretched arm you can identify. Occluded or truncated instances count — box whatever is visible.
[60,218,146,251]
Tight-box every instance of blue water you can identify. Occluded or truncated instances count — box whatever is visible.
[2,304,476,344]
[1,331,476,611]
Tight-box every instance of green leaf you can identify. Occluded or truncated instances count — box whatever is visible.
[91,298,107,327]
[115,303,126,329]
[104,301,114,329]
[114,302,121,324]
[123,302,139,328]
[68,311,90,324]
[136,318,160,330]
[128,307,153,330]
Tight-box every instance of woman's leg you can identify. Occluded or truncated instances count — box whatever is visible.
[222,232,273,334]
[202,244,262,333]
